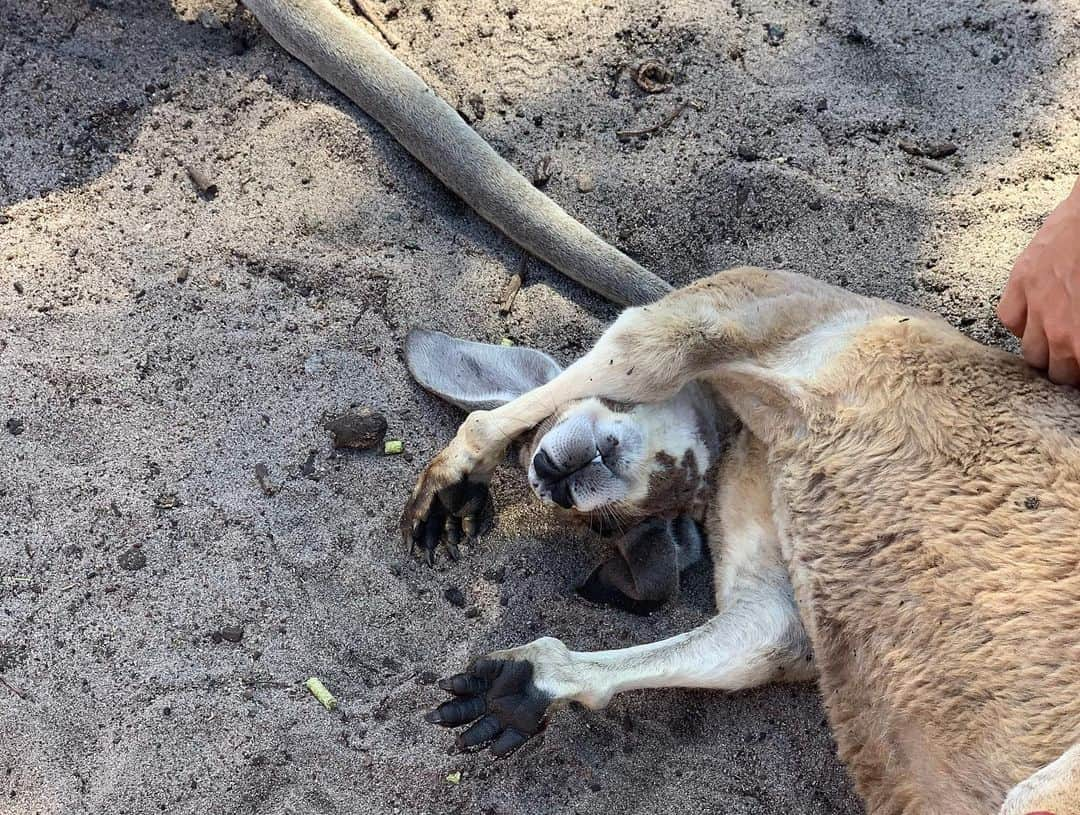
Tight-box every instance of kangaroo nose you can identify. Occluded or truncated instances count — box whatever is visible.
[532,449,578,509]
[532,448,563,482]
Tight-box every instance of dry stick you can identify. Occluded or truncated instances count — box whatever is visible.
[499,255,527,315]
[916,157,949,175]
[608,63,626,97]
[185,164,218,197]
[616,100,703,140]
[350,0,399,49]
[0,676,27,700]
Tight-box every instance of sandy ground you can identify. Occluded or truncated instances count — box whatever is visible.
[2,0,1079,813]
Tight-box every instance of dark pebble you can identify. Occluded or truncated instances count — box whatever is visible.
[219,624,244,643]
[923,142,958,159]
[443,587,466,608]
[117,546,147,571]
[322,407,387,450]
[736,143,761,161]
[6,417,25,436]
[764,23,786,46]
[899,139,958,160]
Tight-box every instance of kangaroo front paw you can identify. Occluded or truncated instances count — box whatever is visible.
[425,656,554,756]
[401,451,491,567]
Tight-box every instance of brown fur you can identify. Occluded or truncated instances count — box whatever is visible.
[779,319,1080,814]
[637,450,704,520]
[405,267,1080,814]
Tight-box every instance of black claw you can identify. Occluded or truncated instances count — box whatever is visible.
[462,514,478,539]
[431,695,486,727]
[458,714,502,748]
[422,508,443,550]
[491,726,529,757]
[444,516,462,560]
[439,672,489,696]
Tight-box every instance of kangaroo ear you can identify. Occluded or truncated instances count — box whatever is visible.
[404,328,563,412]
[576,516,703,615]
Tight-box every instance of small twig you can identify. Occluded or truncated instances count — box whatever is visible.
[498,255,528,315]
[350,0,400,49]
[616,100,703,140]
[916,157,949,175]
[185,165,218,198]
[608,63,626,98]
[254,463,277,497]
[0,676,27,700]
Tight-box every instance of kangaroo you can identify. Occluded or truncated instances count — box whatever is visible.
[243,2,1080,813]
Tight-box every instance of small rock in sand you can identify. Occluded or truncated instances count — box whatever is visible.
[219,624,244,643]
[322,407,387,450]
[737,142,761,161]
[118,546,147,571]
[6,417,25,436]
[576,174,595,193]
[764,23,786,46]
[443,587,466,608]
[197,9,223,29]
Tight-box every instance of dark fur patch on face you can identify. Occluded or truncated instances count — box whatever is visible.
[598,398,635,414]
[636,450,704,519]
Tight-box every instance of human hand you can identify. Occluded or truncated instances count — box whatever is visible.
[998,178,1080,385]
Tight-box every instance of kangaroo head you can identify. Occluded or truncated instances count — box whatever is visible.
[405,329,724,526]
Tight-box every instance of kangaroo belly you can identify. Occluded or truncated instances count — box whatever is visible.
[778,457,1080,815]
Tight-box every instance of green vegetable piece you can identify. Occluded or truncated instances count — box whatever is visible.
[305,677,337,710]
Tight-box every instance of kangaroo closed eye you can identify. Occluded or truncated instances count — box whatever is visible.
[404,328,563,412]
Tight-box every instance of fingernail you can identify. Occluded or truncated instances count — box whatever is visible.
[423,710,442,724]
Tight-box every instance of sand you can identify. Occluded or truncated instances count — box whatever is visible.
[1,0,1078,813]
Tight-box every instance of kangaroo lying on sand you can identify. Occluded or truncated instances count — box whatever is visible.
[244,2,1080,813]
